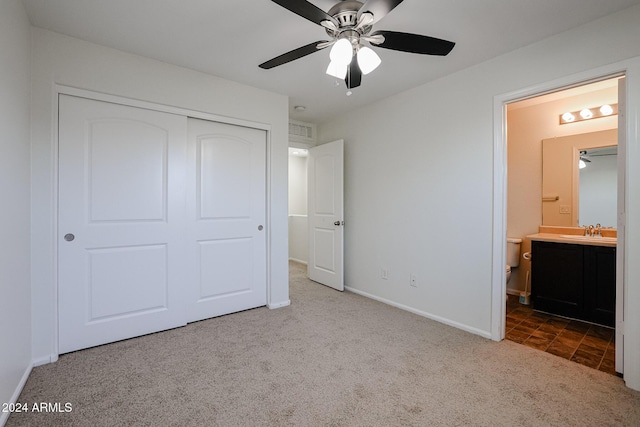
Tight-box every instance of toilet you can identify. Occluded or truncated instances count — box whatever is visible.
[506,237,522,285]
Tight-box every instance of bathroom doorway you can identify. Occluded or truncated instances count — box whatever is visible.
[288,146,310,265]
[502,76,624,375]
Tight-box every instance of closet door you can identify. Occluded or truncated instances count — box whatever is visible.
[186,118,267,322]
[58,95,188,354]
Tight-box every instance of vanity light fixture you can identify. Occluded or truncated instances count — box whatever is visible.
[559,103,618,125]
[579,108,593,119]
[600,104,614,115]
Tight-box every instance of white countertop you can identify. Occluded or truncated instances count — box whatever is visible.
[527,233,617,247]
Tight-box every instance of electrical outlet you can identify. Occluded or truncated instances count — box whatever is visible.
[381,268,389,280]
[410,274,417,287]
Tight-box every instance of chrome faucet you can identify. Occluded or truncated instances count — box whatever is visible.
[582,224,602,237]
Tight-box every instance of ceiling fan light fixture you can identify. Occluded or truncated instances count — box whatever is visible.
[356,46,381,75]
[579,159,587,169]
[326,60,348,79]
[329,38,353,65]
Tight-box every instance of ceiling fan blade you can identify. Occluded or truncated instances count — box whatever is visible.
[270,0,339,27]
[358,0,405,25]
[345,58,362,89]
[259,41,329,69]
[370,30,455,56]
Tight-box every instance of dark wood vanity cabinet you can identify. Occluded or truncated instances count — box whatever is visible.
[584,245,616,326]
[531,241,615,327]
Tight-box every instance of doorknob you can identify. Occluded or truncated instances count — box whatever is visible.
[64,233,75,242]
[334,221,342,226]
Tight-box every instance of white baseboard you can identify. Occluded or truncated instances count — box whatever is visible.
[345,286,493,340]
[0,363,33,427]
[288,258,307,265]
[33,354,57,367]
[267,300,291,309]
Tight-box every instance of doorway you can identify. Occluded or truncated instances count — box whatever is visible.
[288,146,310,265]
[501,76,623,374]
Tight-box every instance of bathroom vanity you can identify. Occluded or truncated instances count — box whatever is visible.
[528,232,615,327]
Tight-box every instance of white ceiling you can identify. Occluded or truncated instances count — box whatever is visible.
[22,0,640,124]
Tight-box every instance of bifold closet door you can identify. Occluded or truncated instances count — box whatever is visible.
[186,118,267,322]
[58,95,189,354]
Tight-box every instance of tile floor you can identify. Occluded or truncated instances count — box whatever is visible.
[505,296,617,375]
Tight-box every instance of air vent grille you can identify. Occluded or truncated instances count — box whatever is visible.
[289,123,313,139]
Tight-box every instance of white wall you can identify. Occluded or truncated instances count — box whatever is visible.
[288,154,308,215]
[0,0,32,421]
[288,153,308,263]
[288,216,308,264]
[318,5,640,388]
[30,28,289,364]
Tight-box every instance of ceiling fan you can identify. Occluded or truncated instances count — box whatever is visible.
[259,0,456,89]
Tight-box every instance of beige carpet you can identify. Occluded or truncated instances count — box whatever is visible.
[8,262,640,426]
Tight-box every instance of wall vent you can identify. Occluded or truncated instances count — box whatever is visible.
[289,123,313,139]
[289,120,316,143]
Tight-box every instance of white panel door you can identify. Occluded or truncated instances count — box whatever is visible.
[616,77,625,373]
[186,118,267,322]
[308,140,344,290]
[58,95,188,354]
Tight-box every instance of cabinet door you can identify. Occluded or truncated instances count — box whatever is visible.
[531,241,584,318]
[585,246,616,327]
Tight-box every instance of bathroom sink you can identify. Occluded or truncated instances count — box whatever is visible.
[559,234,617,242]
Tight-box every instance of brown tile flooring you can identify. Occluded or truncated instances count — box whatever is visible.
[506,296,617,376]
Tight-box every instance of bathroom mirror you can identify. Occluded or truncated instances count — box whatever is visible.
[541,129,617,227]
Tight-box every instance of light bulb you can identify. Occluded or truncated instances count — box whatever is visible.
[580,108,593,119]
[600,104,614,116]
[579,159,587,169]
[329,39,353,65]
[326,60,347,79]
[562,112,575,123]
[357,47,381,75]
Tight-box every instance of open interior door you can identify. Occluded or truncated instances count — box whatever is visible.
[616,76,626,374]
[307,140,344,291]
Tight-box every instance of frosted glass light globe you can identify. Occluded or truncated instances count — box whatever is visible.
[329,39,353,65]
[326,60,348,79]
[357,47,381,75]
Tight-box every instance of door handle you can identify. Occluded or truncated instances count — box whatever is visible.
[334,221,343,226]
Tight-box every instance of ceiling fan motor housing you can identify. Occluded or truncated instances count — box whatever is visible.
[326,0,372,38]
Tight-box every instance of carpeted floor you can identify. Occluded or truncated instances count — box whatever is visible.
[8,261,640,426]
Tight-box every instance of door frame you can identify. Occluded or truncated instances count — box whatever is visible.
[492,57,640,388]
[51,85,274,359]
